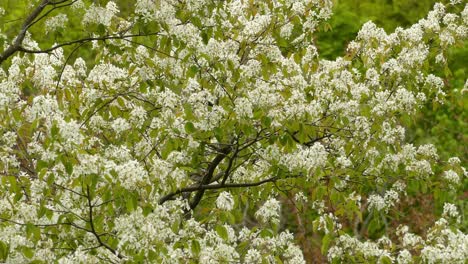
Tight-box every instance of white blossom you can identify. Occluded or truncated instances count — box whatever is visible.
[83,2,120,27]
[216,192,234,211]
[0,1,466,262]
[443,169,460,184]
[45,14,68,34]
[255,198,281,225]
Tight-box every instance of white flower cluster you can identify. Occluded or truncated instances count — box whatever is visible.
[330,215,468,263]
[45,14,68,34]
[282,143,328,174]
[0,0,466,263]
[114,159,149,190]
[442,202,460,223]
[243,14,271,37]
[26,94,62,123]
[82,2,119,27]
[216,191,234,211]
[112,203,302,263]
[420,218,468,263]
[443,169,460,185]
[255,197,281,225]
[367,182,406,213]
[88,62,127,87]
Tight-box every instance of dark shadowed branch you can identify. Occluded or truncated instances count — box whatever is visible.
[188,146,232,209]
[159,176,280,205]
[0,0,50,65]
[85,185,125,260]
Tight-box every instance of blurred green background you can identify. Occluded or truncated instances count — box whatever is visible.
[315,0,467,168]
[313,1,467,261]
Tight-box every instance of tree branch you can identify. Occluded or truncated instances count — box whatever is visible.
[288,131,331,147]
[0,0,50,65]
[86,185,125,260]
[159,176,279,205]
[221,143,239,185]
[18,32,162,54]
[28,0,78,30]
[189,146,231,209]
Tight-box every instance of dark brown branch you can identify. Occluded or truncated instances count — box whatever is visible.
[53,182,87,198]
[80,94,121,128]
[189,146,231,209]
[121,38,177,59]
[237,128,269,152]
[193,57,235,106]
[18,32,162,54]
[159,176,279,205]
[0,0,50,65]
[0,0,163,64]
[0,216,90,231]
[55,42,87,91]
[28,0,78,29]
[48,0,74,5]
[86,186,125,260]
[221,148,237,185]
[288,131,331,147]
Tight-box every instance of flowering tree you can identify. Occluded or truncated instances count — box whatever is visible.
[0,0,466,263]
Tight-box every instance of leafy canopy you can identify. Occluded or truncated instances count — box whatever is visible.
[0,0,466,263]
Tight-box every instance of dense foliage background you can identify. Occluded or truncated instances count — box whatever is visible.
[2,1,464,167]
[0,0,466,263]
[314,0,467,260]
[316,0,467,165]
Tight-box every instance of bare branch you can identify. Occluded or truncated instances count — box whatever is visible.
[221,146,238,185]
[18,32,162,54]
[86,185,125,260]
[189,146,231,209]
[159,176,279,205]
[0,0,50,65]
[28,0,78,29]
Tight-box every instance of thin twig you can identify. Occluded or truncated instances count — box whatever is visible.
[0,0,50,64]
[159,176,279,205]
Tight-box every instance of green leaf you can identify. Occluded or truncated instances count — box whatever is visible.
[261,116,272,127]
[26,223,41,242]
[126,194,138,212]
[61,156,73,176]
[215,225,229,241]
[184,122,196,133]
[184,103,195,120]
[321,233,333,254]
[50,123,59,137]
[275,256,284,264]
[21,247,34,259]
[187,65,199,78]
[191,16,202,28]
[367,217,384,237]
[97,24,107,35]
[213,127,223,141]
[171,219,180,233]
[312,220,319,232]
[0,241,9,262]
[191,240,201,255]
[110,105,120,117]
[36,160,48,173]
[117,97,126,108]
[46,173,55,186]
[29,261,45,264]
[380,256,392,264]
[37,204,47,219]
[147,249,158,261]
[13,192,23,202]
